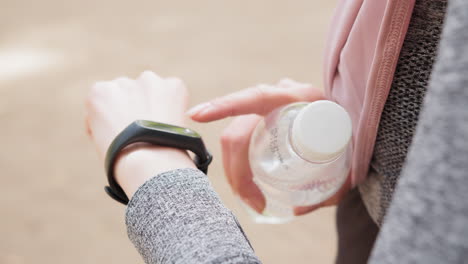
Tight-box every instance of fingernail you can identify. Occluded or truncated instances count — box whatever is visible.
[187,102,210,116]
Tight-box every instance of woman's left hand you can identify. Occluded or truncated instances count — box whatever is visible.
[85,71,196,199]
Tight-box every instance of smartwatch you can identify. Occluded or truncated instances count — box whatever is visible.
[104,120,213,205]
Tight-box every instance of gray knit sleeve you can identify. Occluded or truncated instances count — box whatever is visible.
[369,0,468,263]
[125,168,261,264]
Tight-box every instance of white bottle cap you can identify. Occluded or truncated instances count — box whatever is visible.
[291,100,352,162]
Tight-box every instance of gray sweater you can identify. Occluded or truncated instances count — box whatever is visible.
[126,168,261,263]
[125,0,468,262]
[369,0,468,262]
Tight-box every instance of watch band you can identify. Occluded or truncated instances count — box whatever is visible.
[104,120,213,205]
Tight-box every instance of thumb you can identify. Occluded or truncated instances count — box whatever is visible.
[188,84,323,122]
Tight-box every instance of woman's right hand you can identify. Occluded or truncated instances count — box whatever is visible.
[187,79,325,213]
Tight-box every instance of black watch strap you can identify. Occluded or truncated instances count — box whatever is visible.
[104,120,213,205]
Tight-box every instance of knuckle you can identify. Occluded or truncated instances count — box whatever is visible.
[220,131,233,147]
[138,71,161,82]
[278,78,294,86]
[229,135,246,148]
[139,70,159,79]
[251,85,272,114]
[139,71,162,88]
[252,85,267,99]
[253,84,271,99]
[114,77,133,86]
[255,83,270,91]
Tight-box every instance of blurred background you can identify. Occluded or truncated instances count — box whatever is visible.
[0,1,337,263]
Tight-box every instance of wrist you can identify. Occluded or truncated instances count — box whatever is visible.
[114,144,196,199]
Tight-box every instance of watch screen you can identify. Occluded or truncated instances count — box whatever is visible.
[138,120,201,138]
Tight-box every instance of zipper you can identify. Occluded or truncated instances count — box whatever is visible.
[352,0,416,185]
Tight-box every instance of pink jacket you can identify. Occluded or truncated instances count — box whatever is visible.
[324,0,416,186]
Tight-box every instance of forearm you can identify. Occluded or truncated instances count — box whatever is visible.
[115,144,196,199]
[125,168,261,264]
[116,146,260,263]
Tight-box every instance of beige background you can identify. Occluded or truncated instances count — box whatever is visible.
[0,1,338,263]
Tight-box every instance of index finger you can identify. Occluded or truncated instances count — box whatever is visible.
[188,84,323,122]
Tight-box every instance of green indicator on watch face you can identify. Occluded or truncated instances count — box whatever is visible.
[137,120,201,138]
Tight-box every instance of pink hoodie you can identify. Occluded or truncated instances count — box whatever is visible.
[324,0,416,186]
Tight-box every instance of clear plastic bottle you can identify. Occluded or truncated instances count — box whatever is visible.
[244,100,352,224]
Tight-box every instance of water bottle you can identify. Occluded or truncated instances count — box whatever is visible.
[243,100,352,224]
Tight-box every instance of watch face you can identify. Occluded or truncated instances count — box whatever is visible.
[137,120,201,138]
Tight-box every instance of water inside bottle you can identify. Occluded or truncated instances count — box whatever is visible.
[245,102,351,224]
